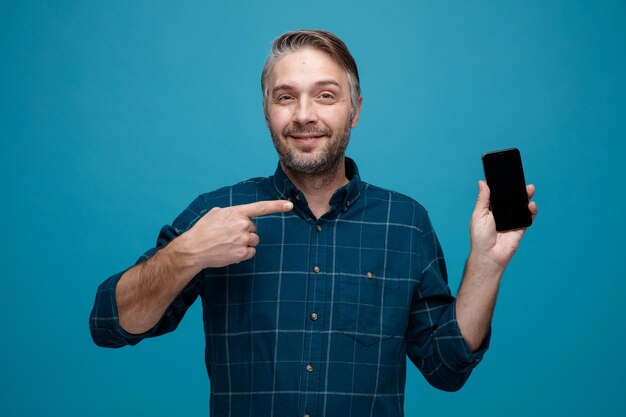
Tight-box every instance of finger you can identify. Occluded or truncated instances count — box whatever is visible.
[526,184,536,200]
[247,232,260,247]
[233,200,294,218]
[239,217,256,233]
[529,201,538,221]
[241,246,256,262]
[474,180,491,213]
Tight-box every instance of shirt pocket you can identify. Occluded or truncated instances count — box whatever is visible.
[335,269,407,347]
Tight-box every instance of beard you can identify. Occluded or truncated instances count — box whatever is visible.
[270,119,352,176]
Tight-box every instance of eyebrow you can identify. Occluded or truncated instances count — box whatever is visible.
[271,80,342,96]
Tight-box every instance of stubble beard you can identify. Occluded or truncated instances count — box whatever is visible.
[270,120,352,177]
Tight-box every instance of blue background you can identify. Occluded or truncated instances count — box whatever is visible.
[2,1,625,416]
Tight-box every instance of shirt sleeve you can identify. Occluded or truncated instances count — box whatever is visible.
[405,217,490,392]
[89,195,208,348]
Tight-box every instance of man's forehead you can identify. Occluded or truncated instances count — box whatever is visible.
[268,48,348,88]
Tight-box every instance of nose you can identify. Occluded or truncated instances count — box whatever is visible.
[292,97,317,125]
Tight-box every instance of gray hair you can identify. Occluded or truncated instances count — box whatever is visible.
[261,30,361,119]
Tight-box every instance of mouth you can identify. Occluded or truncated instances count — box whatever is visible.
[283,126,332,142]
[289,134,326,140]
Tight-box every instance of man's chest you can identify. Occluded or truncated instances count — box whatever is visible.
[200,215,423,346]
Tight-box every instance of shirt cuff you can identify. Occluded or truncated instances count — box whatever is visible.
[89,269,161,347]
[433,301,490,373]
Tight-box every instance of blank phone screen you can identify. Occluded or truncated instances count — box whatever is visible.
[482,148,532,231]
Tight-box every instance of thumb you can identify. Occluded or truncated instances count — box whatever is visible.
[474,180,491,214]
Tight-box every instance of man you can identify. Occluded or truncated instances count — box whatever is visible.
[90,30,538,416]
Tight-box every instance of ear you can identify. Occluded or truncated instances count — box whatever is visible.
[350,96,363,128]
[263,101,271,128]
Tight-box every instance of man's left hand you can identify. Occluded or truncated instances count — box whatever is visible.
[469,180,538,269]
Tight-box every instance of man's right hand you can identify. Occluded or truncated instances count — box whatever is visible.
[116,199,293,334]
[173,200,294,271]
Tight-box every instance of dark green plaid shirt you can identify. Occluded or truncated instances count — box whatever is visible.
[90,158,488,417]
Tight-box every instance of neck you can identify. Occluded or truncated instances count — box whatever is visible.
[282,157,349,219]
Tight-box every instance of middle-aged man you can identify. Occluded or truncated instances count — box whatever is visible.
[90,30,538,416]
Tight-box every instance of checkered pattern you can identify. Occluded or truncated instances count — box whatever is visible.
[90,158,487,417]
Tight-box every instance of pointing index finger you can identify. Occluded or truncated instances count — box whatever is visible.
[233,200,294,218]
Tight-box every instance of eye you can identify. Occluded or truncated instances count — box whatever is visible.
[275,95,294,103]
[318,92,336,102]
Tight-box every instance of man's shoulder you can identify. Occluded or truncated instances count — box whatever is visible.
[360,181,431,228]
[362,181,429,213]
[171,176,275,231]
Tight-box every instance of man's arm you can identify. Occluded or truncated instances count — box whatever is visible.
[115,200,294,335]
[114,237,201,334]
[456,180,538,351]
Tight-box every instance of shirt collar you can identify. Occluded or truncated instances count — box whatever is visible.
[271,157,363,213]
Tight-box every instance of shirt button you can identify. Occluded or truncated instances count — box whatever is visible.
[313,266,320,274]
[304,414,311,417]
[295,194,301,201]
[310,312,318,321]
[367,271,374,279]
[315,224,322,232]
[306,363,314,373]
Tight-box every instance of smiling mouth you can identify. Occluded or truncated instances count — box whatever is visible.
[289,134,326,139]
[283,126,332,140]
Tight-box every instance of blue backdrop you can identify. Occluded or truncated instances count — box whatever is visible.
[2,1,625,416]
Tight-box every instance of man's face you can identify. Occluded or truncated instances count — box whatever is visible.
[265,48,362,175]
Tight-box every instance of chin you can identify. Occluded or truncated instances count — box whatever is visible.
[292,155,324,167]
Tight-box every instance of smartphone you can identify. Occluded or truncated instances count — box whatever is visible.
[482,148,532,231]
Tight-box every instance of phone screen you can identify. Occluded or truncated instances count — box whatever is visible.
[482,148,532,231]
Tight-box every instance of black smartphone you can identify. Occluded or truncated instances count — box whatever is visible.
[482,148,532,231]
